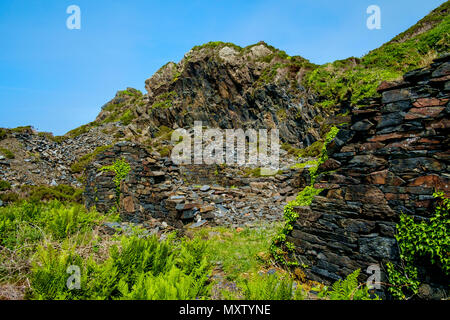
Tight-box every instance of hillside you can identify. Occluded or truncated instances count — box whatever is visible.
[0,2,449,302]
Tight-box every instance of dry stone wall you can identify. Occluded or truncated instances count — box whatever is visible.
[289,55,449,296]
[84,142,300,229]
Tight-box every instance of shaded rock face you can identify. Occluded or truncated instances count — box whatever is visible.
[98,43,325,147]
[289,55,449,297]
[84,142,179,224]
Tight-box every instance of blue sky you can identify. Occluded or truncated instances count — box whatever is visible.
[0,0,446,135]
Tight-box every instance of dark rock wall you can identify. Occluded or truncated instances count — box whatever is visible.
[289,55,449,290]
[84,142,182,224]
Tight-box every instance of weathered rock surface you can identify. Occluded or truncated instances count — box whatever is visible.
[84,141,303,229]
[289,55,450,298]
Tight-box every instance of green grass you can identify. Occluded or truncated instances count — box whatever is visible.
[303,3,450,108]
[0,200,377,300]
[0,147,15,159]
[149,91,178,111]
[0,180,12,191]
[70,145,113,173]
[65,122,99,139]
[193,223,282,282]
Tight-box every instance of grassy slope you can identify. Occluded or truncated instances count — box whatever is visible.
[304,1,450,108]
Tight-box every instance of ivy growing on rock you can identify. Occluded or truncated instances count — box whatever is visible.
[270,127,339,266]
[386,191,449,300]
[100,158,131,206]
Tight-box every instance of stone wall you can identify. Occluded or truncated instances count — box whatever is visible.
[84,142,183,225]
[289,55,449,297]
[84,141,299,229]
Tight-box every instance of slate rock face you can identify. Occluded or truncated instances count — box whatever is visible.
[289,55,450,297]
[96,42,326,148]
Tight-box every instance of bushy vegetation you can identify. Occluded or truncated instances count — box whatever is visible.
[316,269,379,300]
[304,3,450,108]
[0,201,109,284]
[0,147,15,159]
[70,145,113,173]
[100,158,131,206]
[0,180,12,192]
[386,191,449,299]
[29,234,212,300]
[0,184,83,205]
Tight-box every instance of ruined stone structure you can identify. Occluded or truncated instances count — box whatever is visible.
[83,141,300,229]
[289,55,449,297]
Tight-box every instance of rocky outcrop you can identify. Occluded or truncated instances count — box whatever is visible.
[289,55,449,296]
[97,42,326,148]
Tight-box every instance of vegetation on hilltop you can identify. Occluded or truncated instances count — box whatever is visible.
[303,1,450,108]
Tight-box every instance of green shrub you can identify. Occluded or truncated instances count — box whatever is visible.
[0,147,15,159]
[99,158,131,205]
[0,180,11,191]
[119,110,135,126]
[0,191,20,203]
[29,233,212,300]
[233,273,304,300]
[386,191,449,299]
[20,185,83,203]
[70,145,113,173]
[316,269,379,300]
[0,201,101,249]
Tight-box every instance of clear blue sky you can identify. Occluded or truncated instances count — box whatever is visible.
[0,0,446,135]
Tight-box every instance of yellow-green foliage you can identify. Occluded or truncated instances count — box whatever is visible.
[0,180,11,191]
[70,145,113,173]
[29,233,212,300]
[316,269,379,300]
[118,110,135,125]
[233,273,306,300]
[100,158,131,204]
[150,91,178,111]
[0,147,15,159]
[0,201,103,250]
[304,4,450,108]
[386,191,449,299]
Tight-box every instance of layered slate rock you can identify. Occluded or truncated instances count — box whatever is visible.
[84,142,181,224]
[83,141,301,228]
[289,55,449,295]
